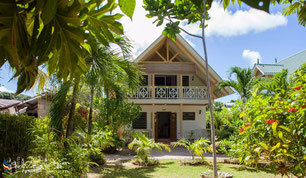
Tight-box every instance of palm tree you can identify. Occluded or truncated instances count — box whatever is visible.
[128,133,171,165]
[50,36,141,139]
[218,67,255,103]
[253,69,289,97]
[174,138,212,160]
[84,37,141,134]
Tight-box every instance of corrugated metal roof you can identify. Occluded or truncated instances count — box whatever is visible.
[0,99,21,109]
[277,49,306,75]
[253,49,306,76]
[254,64,284,75]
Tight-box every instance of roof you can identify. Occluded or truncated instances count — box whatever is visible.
[0,92,52,110]
[134,34,234,98]
[277,49,306,75]
[253,64,284,75]
[253,49,306,76]
[0,99,21,109]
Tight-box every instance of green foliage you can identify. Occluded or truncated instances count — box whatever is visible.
[0,0,135,94]
[128,133,171,165]
[223,64,306,177]
[49,81,71,138]
[97,98,141,134]
[118,0,136,20]
[0,113,36,163]
[218,67,255,102]
[13,117,113,177]
[206,101,245,140]
[174,138,212,160]
[272,0,306,26]
[253,69,289,97]
[0,92,31,100]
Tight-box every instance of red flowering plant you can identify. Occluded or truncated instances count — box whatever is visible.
[223,64,306,177]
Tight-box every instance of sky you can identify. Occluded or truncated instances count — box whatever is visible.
[0,1,305,102]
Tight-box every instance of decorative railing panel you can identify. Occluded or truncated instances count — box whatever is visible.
[130,86,207,99]
[183,87,207,99]
[130,86,152,99]
[155,87,179,99]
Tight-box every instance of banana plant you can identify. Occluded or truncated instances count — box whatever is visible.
[174,138,212,160]
[128,133,171,165]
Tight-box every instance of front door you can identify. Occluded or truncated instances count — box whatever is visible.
[155,112,177,141]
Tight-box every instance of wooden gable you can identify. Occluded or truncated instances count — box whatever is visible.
[134,35,234,99]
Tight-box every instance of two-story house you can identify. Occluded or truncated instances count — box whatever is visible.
[129,34,233,142]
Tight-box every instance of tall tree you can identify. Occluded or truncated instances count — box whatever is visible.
[218,67,254,103]
[142,0,272,176]
[84,39,140,134]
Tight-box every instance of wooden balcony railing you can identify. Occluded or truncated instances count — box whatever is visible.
[130,86,207,99]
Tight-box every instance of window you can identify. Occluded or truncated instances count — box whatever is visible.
[183,112,195,120]
[141,75,148,86]
[132,112,147,129]
[182,76,189,86]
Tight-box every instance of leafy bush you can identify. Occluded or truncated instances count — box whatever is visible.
[223,65,306,177]
[0,114,36,175]
[174,138,212,161]
[11,117,112,177]
[206,101,245,141]
[128,133,171,166]
[88,149,106,166]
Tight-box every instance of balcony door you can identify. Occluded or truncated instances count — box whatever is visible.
[155,75,177,86]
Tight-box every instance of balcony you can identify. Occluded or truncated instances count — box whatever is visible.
[130,86,207,100]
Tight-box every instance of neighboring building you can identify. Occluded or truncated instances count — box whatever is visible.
[128,34,233,142]
[0,92,51,118]
[0,99,21,114]
[253,49,306,78]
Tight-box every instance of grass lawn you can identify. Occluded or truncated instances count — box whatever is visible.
[90,159,281,178]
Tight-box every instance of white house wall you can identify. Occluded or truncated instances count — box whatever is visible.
[139,104,207,139]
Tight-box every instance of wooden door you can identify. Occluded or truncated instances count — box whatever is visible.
[170,113,177,141]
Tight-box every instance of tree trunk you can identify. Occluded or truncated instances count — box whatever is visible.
[66,79,80,139]
[88,89,94,135]
[202,0,218,177]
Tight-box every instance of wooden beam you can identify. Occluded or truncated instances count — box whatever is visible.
[141,63,196,74]
[137,38,166,63]
[180,104,183,138]
[170,52,180,62]
[180,74,183,99]
[172,40,218,84]
[151,111,154,138]
[152,74,155,99]
[155,50,167,61]
[167,38,169,61]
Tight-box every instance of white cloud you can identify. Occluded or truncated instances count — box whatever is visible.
[181,2,287,37]
[120,2,287,57]
[120,2,165,58]
[0,86,13,93]
[242,49,261,65]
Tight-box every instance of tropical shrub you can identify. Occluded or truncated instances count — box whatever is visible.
[97,98,141,133]
[11,117,113,177]
[174,138,212,161]
[223,65,306,177]
[0,114,36,175]
[128,133,171,166]
[206,101,245,141]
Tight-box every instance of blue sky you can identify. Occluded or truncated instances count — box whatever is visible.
[0,2,305,101]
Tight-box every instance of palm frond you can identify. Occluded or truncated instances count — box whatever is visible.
[49,81,71,137]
